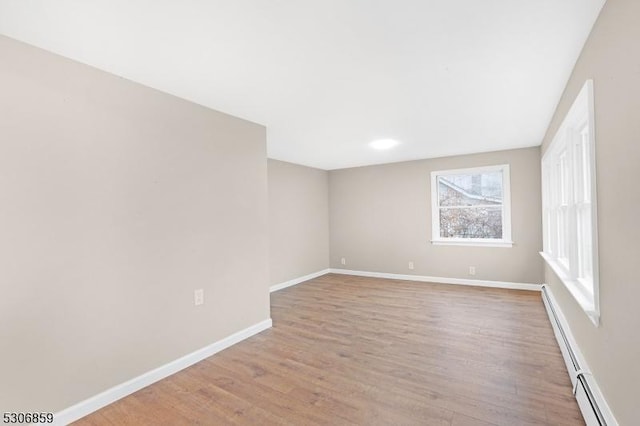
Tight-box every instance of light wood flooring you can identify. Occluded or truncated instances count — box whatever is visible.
[75,273,583,425]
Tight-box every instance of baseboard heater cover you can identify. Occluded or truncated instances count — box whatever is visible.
[541,285,617,426]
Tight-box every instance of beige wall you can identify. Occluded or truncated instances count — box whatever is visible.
[268,159,329,285]
[0,36,270,412]
[540,1,640,423]
[329,147,543,284]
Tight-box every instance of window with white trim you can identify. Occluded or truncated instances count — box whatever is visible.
[431,164,512,247]
[541,80,599,326]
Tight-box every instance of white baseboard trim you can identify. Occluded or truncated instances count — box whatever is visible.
[53,318,272,426]
[541,285,618,426]
[329,268,542,291]
[269,269,331,293]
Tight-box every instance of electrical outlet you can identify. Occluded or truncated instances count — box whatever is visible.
[194,289,204,306]
[341,257,346,265]
[469,266,476,276]
[408,261,414,270]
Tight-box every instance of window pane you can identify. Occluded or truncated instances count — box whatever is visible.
[559,151,569,205]
[557,207,569,261]
[577,206,592,280]
[439,207,503,239]
[438,172,502,206]
[581,129,591,203]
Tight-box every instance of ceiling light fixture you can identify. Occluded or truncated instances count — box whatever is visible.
[369,139,400,150]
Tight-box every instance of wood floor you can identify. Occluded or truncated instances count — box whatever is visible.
[75,274,584,425]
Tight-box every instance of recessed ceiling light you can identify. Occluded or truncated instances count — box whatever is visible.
[369,139,400,150]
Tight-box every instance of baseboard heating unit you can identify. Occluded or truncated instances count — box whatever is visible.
[541,285,618,426]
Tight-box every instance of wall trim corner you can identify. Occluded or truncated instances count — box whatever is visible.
[269,269,331,292]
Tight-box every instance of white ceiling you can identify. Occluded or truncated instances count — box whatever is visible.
[0,1,605,170]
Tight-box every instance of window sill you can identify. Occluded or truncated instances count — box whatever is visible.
[540,251,599,326]
[431,239,513,248]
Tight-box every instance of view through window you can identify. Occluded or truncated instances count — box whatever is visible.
[431,165,512,247]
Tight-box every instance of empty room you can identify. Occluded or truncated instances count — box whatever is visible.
[1,0,638,425]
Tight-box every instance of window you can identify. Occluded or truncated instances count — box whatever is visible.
[541,80,599,326]
[431,164,512,247]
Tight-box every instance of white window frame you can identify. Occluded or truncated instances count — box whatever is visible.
[541,80,600,326]
[430,164,513,248]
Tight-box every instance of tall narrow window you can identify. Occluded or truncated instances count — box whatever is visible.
[541,80,599,325]
[431,164,512,247]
